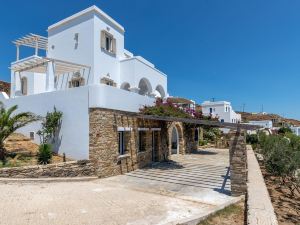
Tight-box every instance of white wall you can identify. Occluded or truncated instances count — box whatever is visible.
[2,87,90,160]
[48,12,95,86]
[93,13,125,86]
[89,84,155,111]
[120,57,168,96]
[1,84,156,160]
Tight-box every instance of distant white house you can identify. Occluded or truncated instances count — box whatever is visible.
[247,120,273,129]
[201,101,241,123]
[291,127,300,136]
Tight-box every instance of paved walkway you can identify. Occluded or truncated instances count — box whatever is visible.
[0,148,238,225]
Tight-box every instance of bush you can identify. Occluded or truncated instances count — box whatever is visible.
[38,144,52,164]
[199,140,208,146]
[278,127,292,135]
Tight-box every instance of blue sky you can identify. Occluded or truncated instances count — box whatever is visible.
[1,0,300,119]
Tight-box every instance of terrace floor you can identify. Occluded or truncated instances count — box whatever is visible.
[0,148,238,225]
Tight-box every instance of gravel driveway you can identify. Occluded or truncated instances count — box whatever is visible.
[0,148,237,225]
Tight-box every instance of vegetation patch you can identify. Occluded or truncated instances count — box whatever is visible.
[197,201,245,225]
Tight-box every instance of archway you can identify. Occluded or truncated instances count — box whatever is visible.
[120,82,130,91]
[168,122,184,155]
[138,78,152,95]
[171,127,179,154]
[154,85,166,99]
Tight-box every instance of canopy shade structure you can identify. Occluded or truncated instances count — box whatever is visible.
[12,33,48,50]
[10,56,91,76]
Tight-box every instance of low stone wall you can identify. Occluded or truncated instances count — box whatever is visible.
[0,160,95,178]
[247,145,278,225]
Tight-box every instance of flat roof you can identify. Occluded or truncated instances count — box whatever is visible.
[48,5,125,33]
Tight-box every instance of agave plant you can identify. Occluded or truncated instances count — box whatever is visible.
[0,102,39,162]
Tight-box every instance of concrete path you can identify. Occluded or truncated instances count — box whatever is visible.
[0,148,238,225]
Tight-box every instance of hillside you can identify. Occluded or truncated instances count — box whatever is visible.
[238,111,300,126]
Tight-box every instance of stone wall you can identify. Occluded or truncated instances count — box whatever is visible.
[229,131,247,196]
[0,80,10,96]
[89,108,165,178]
[0,160,95,178]
[89,108,199,178]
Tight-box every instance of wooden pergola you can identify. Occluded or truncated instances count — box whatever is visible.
[12,33,48,60]
[10,57,91,76]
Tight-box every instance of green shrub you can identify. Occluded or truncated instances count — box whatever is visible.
[199,140,208,146]
[278,127,292,135]
[246,134,259,145]
[38,144,52,164]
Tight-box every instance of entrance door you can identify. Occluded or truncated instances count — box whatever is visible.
[171,127,178,154]
[152,131,159,162]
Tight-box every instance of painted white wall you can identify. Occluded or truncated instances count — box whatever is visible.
[291,127,300,136]
[248,120,273,129]
[201,101,241,123]
[120,57,167,97]
[1,84,156,160]
[2,88,90,160]
[48,12,95,86]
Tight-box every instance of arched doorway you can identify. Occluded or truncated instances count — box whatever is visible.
[171,127,179,154]
[168,122,184,155]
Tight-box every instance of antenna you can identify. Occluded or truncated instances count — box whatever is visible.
[211,97,215,102]
[242,103,246,112]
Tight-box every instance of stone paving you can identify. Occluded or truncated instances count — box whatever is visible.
[0,148,238,225]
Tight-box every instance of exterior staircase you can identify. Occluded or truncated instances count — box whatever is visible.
[4,133,39,156]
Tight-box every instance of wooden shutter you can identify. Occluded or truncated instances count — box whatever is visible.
[112,38,116,54]
[100,30,106,49]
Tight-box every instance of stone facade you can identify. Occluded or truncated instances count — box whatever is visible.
[0,160,95,178]
[89,108,166,178]
[0,80,10,96]
[89,108,198,178]
[229,131,247,196]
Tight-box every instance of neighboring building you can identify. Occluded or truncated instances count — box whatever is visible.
[247,120,273,129]
[167,97,196,110]
[0,80,10,96]
[201,101,241,123]
[0,6,168,161]
[291,126,300,136]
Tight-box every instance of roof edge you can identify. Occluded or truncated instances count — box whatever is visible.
[47,5,125,33]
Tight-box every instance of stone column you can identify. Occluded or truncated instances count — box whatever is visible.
[229,130,247,196]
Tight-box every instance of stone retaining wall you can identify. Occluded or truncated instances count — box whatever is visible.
[0,160,95,178]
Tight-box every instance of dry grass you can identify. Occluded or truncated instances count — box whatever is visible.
[198,201,245,225]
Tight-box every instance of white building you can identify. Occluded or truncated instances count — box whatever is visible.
[247,120,273,129]
[201,101,241,123]
[0,6,168,159]
[291,127,300,136]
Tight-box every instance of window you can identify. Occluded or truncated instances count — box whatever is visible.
[209,108,213,113]
[118,131,125,155]
[221,119,224,123]
[29,132,35,140]
[101,30,116,54]
[69,72,85,88]
[21,77,28,95]
[138,131,147,152]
